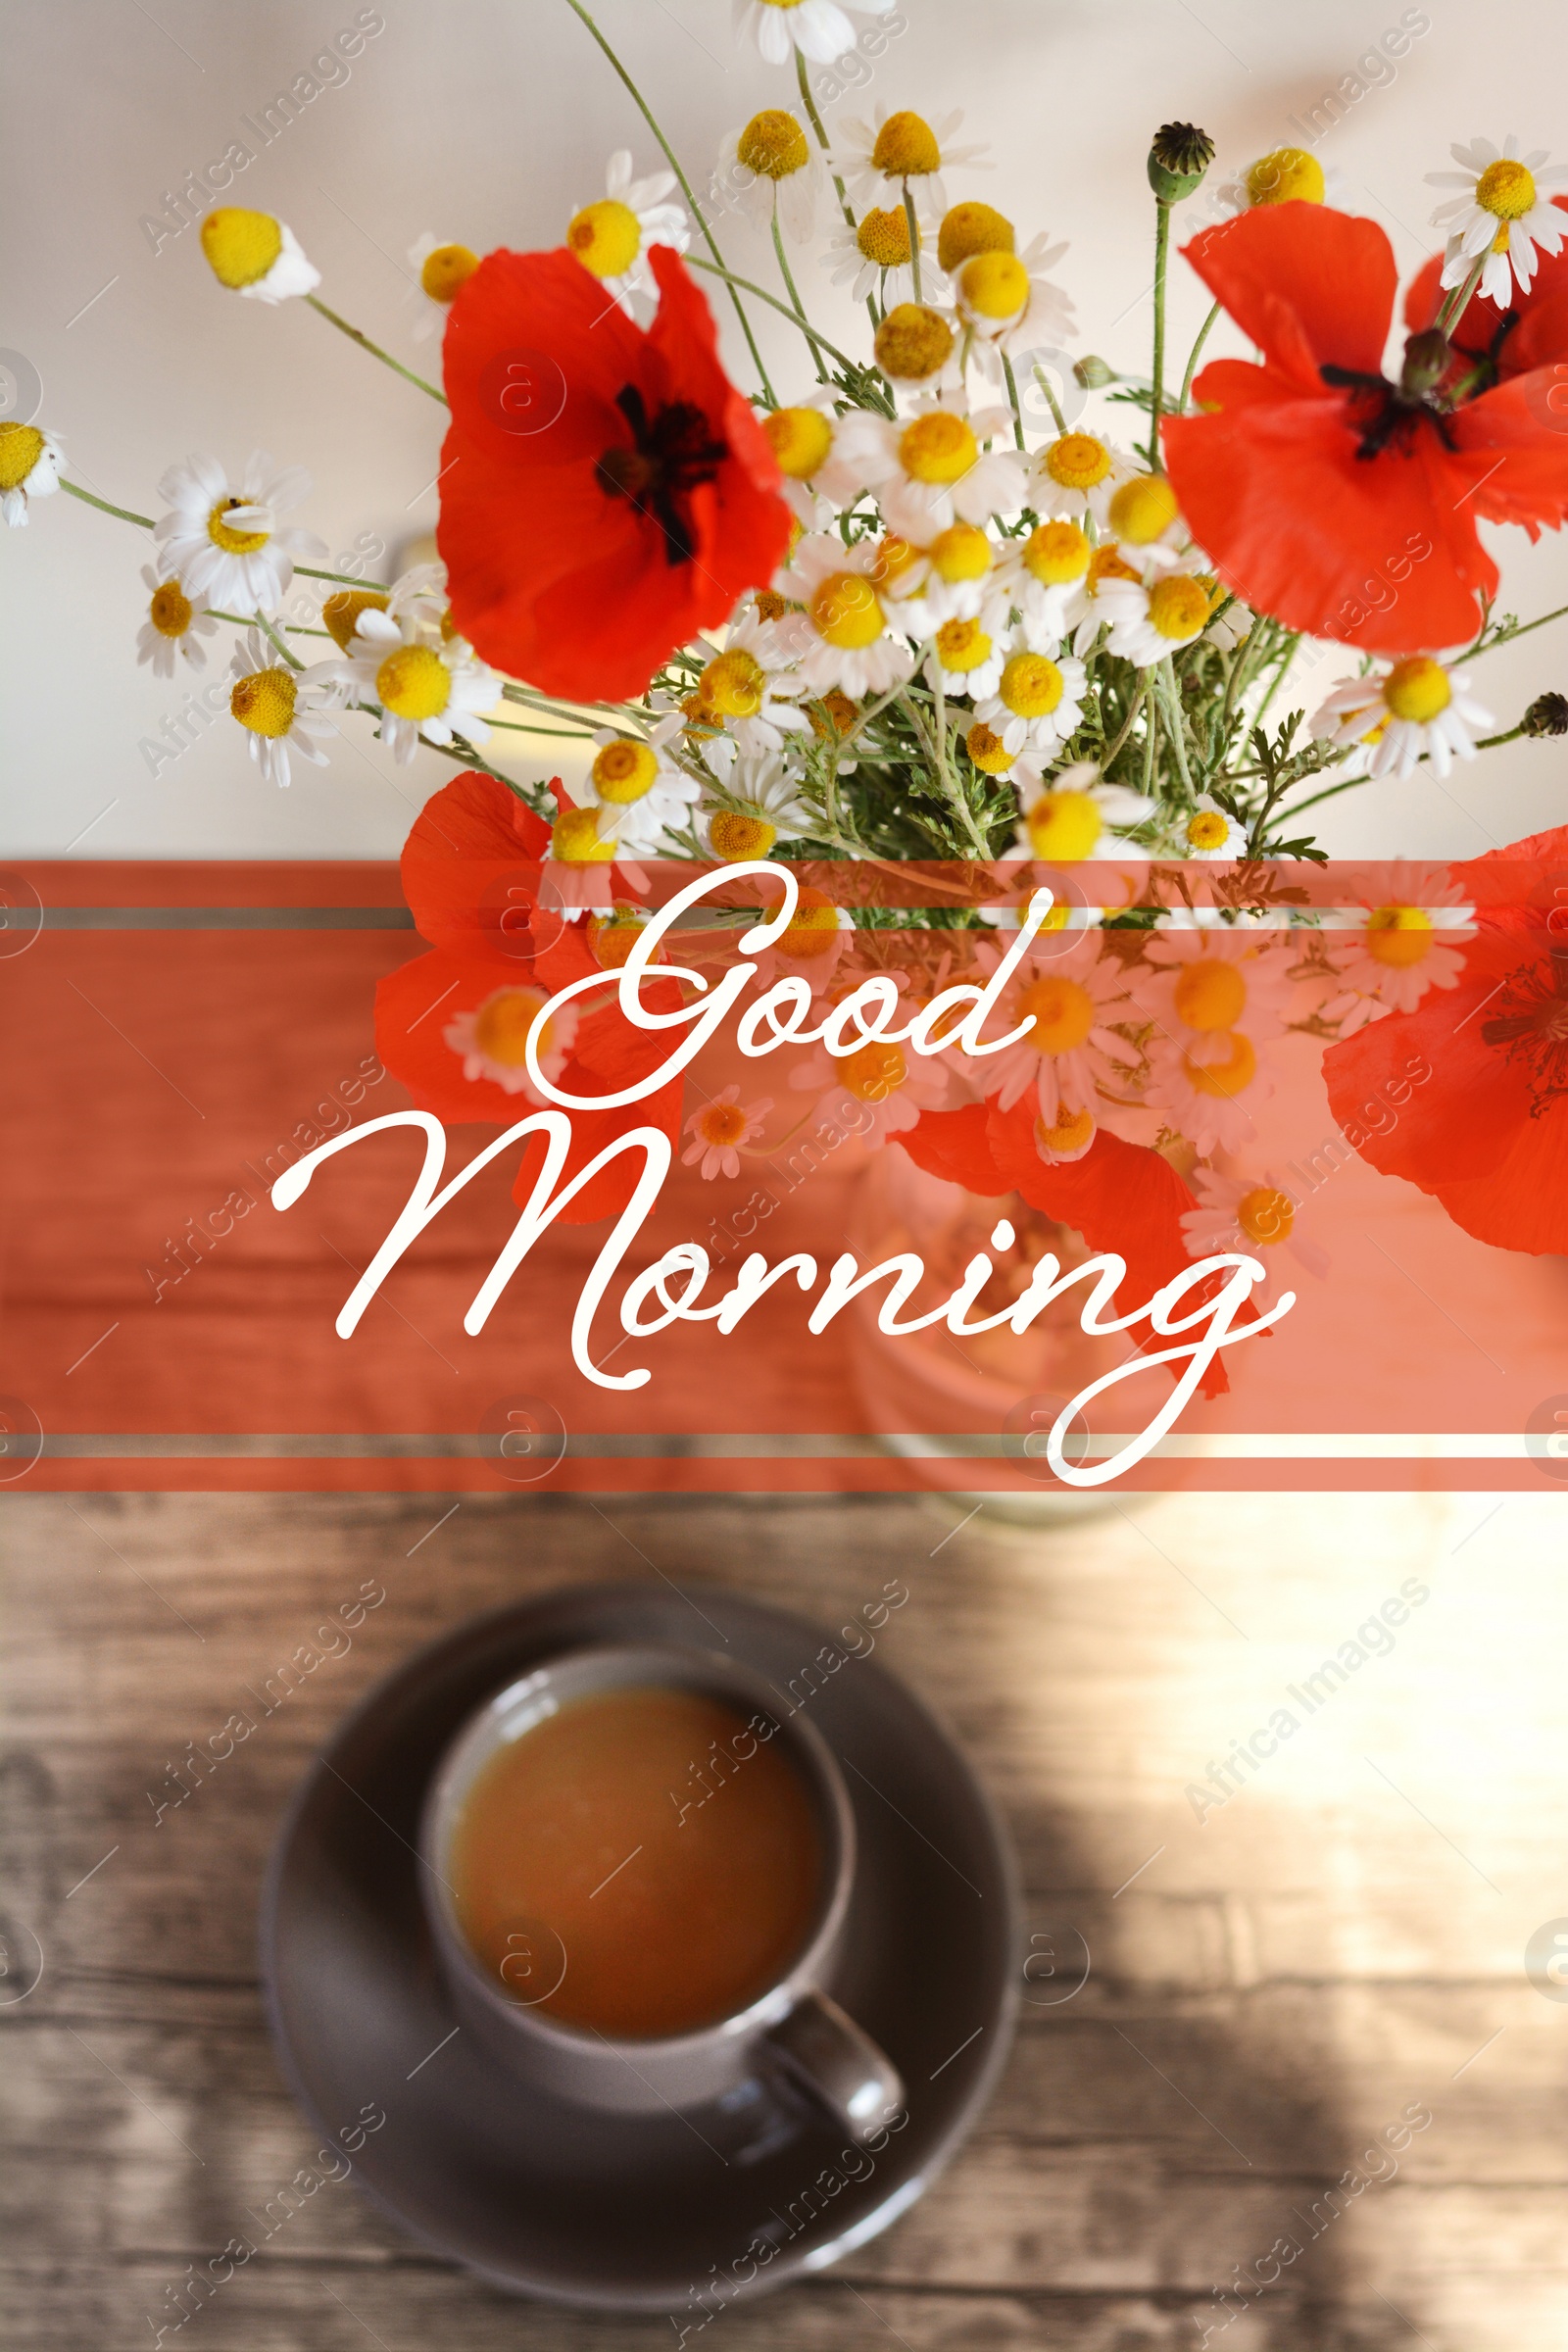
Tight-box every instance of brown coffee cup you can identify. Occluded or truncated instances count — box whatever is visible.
[417,1642,904,2141]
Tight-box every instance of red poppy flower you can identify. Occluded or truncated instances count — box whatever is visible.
[1404,196,1568,407]
[437,244,791,701]
[1161,203,1568,651]
[896,1101,1231,1394]
[401,768,549,960]
[1322,825,1568,1253]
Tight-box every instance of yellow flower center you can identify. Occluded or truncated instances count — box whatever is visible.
[552,807,614,862]
[1365,904,1435,968]
[959,250,1029,320]
[699,1101,750,1146]
[589,906,651,969]
[754,588,789,622]
[1044,432,1113,492]
[1173,956,1246,1030]
[148,580,193,638]
[200,207,283,288]
[857,206,911,268]
[868,532,927,593]
[1026,791,1102,862]
[841,1041,908,1102]
[781,890,842,959]
[471,987,554,1069]
[763,405,833,478]
[376,643,452,722]
[207,497,270,555]
[871,111,942,179]
[1236,1185,1295,1246]
[1185,809,1232,852]
[1036,1104,1095,1156]
[566,198,642,280]
[738,109,808,178]
[1476,157,1537,220]
[1107,472,1180,545]
[591,739,660,803]
[1384,656,1452,723]
[1001,653,1065,718]
[1246,148,1325,208]
[937,201,1014,275]
[420,243,480,304]
[935,616,993,672]
[0,422,45,491]
[1182,1031,1256,1098]
[966,721,1013,773]
[928,520,993,582]
[811,689,859,737]
[698,651,767,720]
[899,410,979,484]
[1016,975,1096,1054]
[1021,519,1091,586]
[1147,574,1211,641]
[321,589,389,652]
[709,810,778,861]
[811,570,884,650]
[229,668,298,738]
[874,305,954,381]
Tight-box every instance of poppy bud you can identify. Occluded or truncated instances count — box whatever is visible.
[1073,354,1115,390]
[1148,122,1216,203]
[1400,327,1450,398]
[1523,692,1568,737]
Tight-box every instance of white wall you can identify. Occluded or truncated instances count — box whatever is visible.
[4,0,1566,859]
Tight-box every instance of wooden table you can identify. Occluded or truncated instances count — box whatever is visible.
[5,1484,1564,2349]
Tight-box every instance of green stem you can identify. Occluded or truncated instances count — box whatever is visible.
[770,206,828,381]
[1001,350,1027,451]
[684,257,861,377]
[796,47,856,232]
[304,296,446,404]
[1152,661,1194,797]
[60,480,154,529]
[1474,599,1568,655]
[1100,688,1147,774]
[562,0,775,404]
[1178,298,1220,414]
[1149,200,1171,469]
[1436,252,1487,336]
[1032,364,1068,437]
[903,184,923,305]
[254,610,303,671]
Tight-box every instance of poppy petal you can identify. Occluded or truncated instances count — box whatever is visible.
[1182,205,1396,377]
[401,771,549,957]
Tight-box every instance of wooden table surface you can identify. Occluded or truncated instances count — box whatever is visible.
[5,1483,1565,2351]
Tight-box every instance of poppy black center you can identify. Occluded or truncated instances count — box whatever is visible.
[595,384,728,566]
[1318,364,1458,461]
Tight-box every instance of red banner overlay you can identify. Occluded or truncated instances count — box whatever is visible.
[3,859,1565,1494]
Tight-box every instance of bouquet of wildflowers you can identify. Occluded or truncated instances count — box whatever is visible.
[15,0,1568,1291]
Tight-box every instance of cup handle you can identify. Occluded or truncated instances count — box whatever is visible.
[762,1989,905,2144]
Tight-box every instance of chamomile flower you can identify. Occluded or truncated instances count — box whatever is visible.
[721,110,822,241]
[0,422,63,526]
[949,233,1076,382]
[1102,471,1194,577]
[444,984,579,1102]
[584,723,702,854]
[774,533,916,699]
[386,560,451,631]
[541,803,622,915]
[1064,543,1148,657]
[155,452,325,615]
[1174,796,1247,862]
[1097,569,1215,667]
[923,614,1005,699]
[755,887,858,984]
[226,628,337,789]
[198,208,319,303]
[1137,928,1289,1152]
[735,0,896,67]
[136,565,218,679]
[973,934,1133,1126]
[1204,592,1252,652]
[693,608,810,768]
[331,607,500,765]
[406,233,481,342]
[1180,1166,1327,1309]
[1213,147,1352,215]
[823,205,932,307]
[1028,430,1137,527]
[1010,760,1153,861]
[892,520,1007,635]
[834,394,1025,541]
[1033,1102,1099,1164]
[702,753,815,861]
[1322,863,1476,1019]
[760,396,866,525]
[997,519,1093,644]
[1428,135,1568,306]
[973,645,1088,760]
[683,1085,772,1180]
[565,151,688,316]
[789,1026,953,1148]
[1310,655,1493,782]
[833,106,990,222]
[1142,1024,1272,1157]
